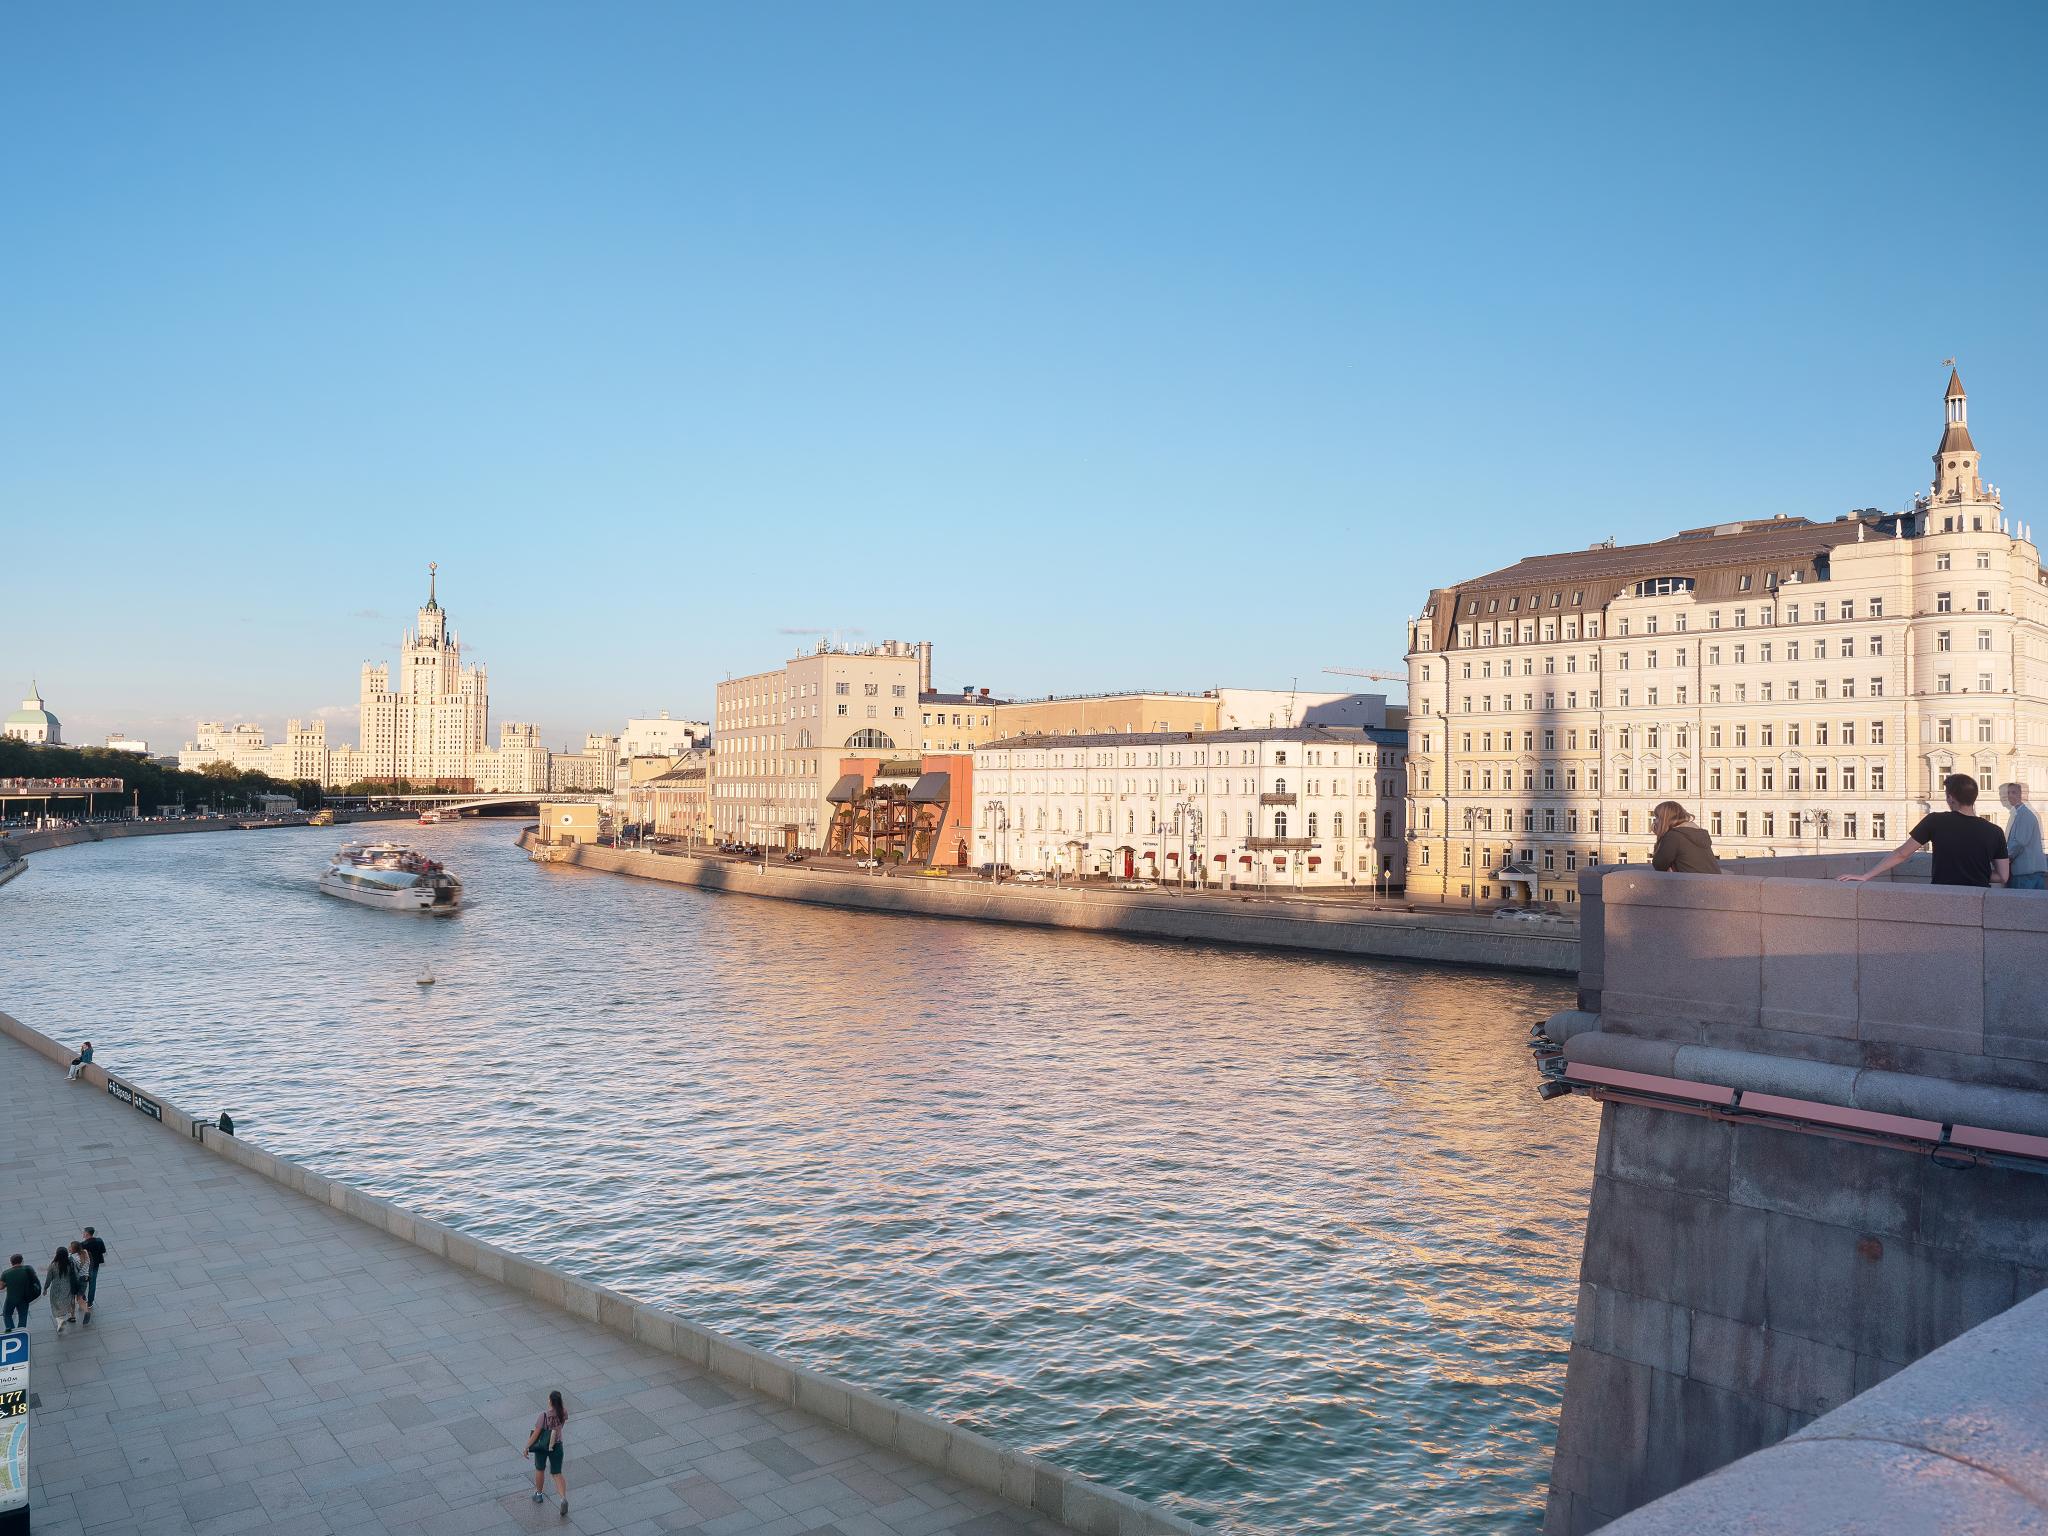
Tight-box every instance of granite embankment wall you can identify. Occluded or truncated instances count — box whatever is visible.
[1601,1283,2048,1533]
[1543,867,2048,1534]
[2,810,404,857]
[525,836,1579,975]
[4,816,271,854]
[0,1007,1196,1536]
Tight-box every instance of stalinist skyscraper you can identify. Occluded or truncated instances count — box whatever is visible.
[357,564,490,786]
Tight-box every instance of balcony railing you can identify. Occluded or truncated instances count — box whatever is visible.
[1245,836,1312,851]
[1258,791,1296,806]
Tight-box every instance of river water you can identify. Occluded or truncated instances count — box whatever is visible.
[2,821,1590,1532]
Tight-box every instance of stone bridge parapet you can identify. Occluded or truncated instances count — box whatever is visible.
[1541,865,2048,1534]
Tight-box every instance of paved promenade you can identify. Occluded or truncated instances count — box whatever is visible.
[0,1033,1074,1536]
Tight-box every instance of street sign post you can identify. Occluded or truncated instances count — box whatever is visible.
[0,1328,29,1533]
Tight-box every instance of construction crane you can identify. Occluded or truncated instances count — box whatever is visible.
[1323,666,1406,683]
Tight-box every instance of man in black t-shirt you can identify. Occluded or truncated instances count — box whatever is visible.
[1838,773,2011,888]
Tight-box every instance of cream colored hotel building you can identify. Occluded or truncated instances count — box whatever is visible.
[1404,373,2048,905]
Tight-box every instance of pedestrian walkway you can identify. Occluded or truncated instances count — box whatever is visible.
[0,1032,1076,1535]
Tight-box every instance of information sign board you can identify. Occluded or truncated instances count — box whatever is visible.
[0,1329,29,1518]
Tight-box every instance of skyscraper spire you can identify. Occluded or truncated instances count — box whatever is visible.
[426,561,439,612]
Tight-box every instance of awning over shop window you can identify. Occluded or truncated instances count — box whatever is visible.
[909,772,950,805]
[826,774,865,804]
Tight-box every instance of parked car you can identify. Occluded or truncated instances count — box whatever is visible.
[1114,879,1160,891]
[855,857,879,869]
[977,862,1014,879]
[919,867,949,878]
[1013,870,1047,883]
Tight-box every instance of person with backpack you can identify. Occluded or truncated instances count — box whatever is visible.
[1,1253,40,1331]
[79,1226,108,1311]
[524,1389,570,1518]
[65,1040,94,1081]
[44,1246,80,1335]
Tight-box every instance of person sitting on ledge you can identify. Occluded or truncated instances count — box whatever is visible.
[1839,772,2010,888]
[1650,801,1720,873]
[64,1041,93,1081]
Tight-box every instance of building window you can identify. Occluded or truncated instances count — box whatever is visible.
[1937,592,1953,613]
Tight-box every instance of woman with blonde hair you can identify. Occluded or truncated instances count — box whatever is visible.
[1650,801,1720,873]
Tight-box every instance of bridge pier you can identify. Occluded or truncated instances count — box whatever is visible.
[1540,864,2048,1533]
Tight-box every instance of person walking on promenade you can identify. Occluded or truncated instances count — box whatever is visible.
[2001,783,2045,892]
[44,1246,79,1336]
[1839,773,2011,888]
[65,1040,93,1081]
[79,1226,108,1312]
[524,1389,569,1517]
[1,1253,40,1331]
[66,1243,94,1327]
[1650,801,1721,874]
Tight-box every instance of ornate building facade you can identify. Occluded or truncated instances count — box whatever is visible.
[973,724,1406,885]
[1404,373,2048,905]
[3,683,61,745]
[357,565,490,787]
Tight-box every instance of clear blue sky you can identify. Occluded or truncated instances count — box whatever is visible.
[6,2,2046,750]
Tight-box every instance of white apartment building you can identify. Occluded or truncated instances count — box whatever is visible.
[356,565,490,786]
[475,722,550,794]
[1404,372,2048,906]
[179,722,272,773]
[712,640,930,850]
[619,712,707,759]
[549,733,619,792]
[973,725,1407,887]
[178,719,330,782]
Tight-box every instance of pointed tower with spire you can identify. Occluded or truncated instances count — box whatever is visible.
[417,561,448,646]
[1932,368,1986,502]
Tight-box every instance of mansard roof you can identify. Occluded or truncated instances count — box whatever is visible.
[1418,514,1892,652]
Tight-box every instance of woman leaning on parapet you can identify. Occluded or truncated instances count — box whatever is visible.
[1650,801,1721,874]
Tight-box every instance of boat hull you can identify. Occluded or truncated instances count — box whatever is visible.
[318,868,461,913]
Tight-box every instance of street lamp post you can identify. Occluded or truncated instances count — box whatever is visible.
[986,803,1009,881]
[1465,806,1482,913]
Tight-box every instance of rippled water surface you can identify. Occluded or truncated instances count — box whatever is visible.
[4,822,1591,1531]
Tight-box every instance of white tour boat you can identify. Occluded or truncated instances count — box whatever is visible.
[318,842,463,913]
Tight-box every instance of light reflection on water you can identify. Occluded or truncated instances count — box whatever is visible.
[2,822,1590,1532]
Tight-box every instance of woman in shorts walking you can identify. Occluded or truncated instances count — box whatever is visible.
[525,1389,569,1517]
